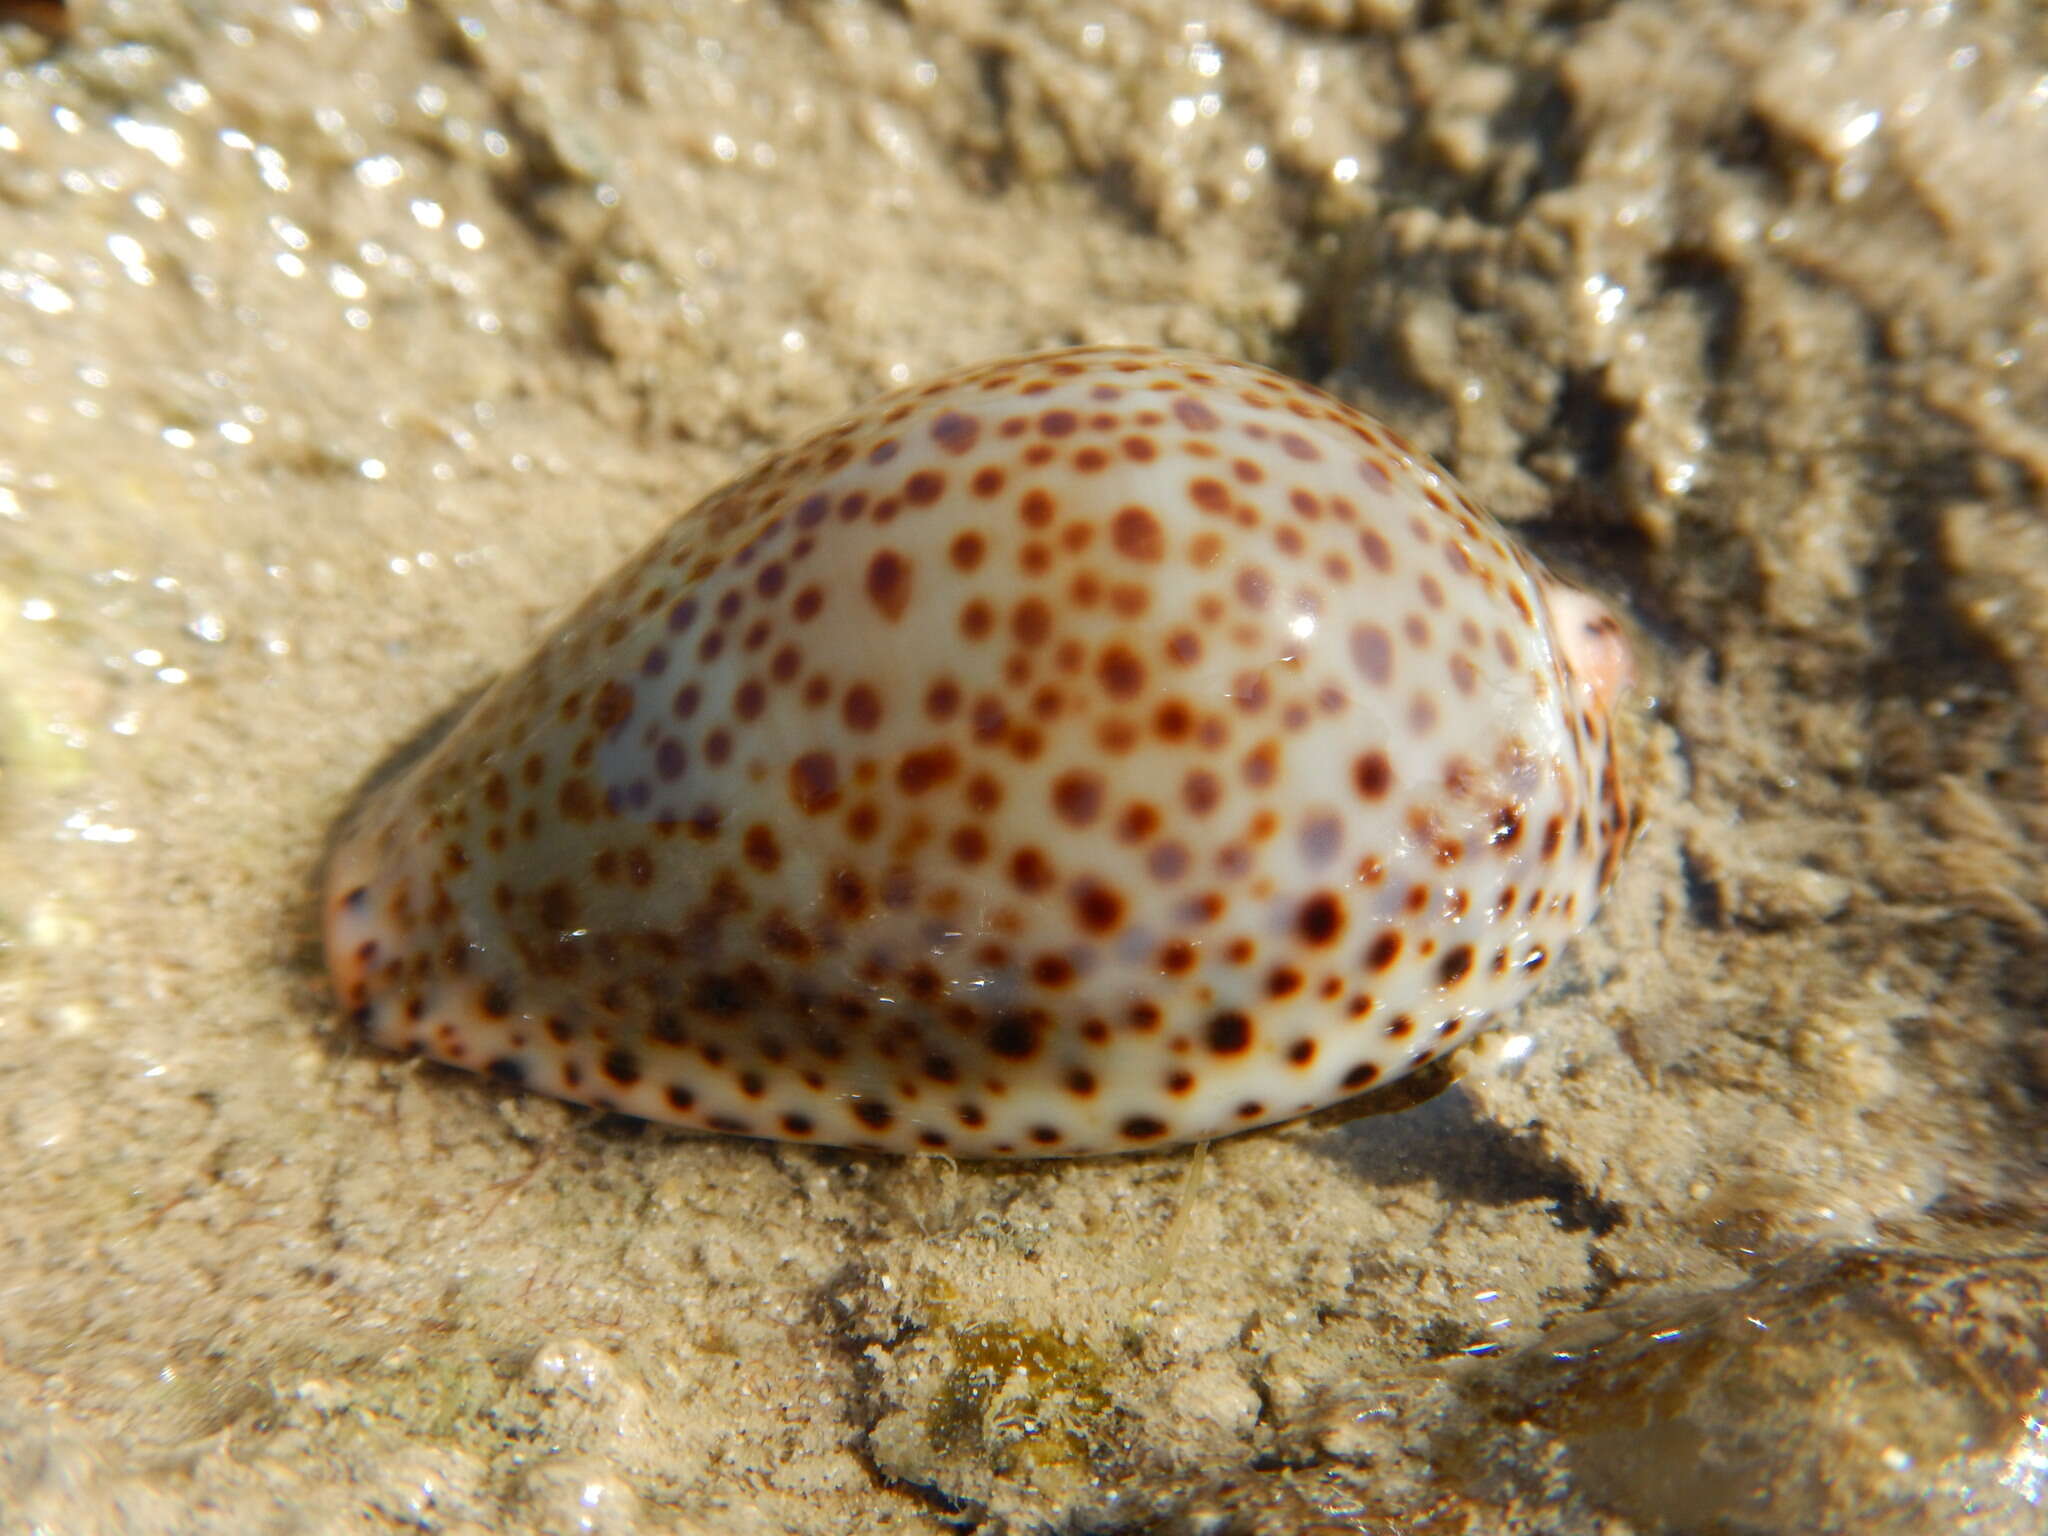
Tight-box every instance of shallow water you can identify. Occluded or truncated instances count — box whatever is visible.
[2,1,2044,1532]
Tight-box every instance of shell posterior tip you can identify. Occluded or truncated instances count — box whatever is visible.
[1541,578,1634,719]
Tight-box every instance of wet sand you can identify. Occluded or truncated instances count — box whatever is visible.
[2,1,2044,1531]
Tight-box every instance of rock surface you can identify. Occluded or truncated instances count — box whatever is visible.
[1,0,2043,1532]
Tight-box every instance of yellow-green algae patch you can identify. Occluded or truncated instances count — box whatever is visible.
[922,1322,1118,1478]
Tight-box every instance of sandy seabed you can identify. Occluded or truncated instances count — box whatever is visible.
[2,1,2046,1532]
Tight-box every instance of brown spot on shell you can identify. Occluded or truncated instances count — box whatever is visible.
[790,751,840,813]
[865,550,912,621]
[987,1013,1041,1060]
[842,683,883,732]
[1111,505,1165,561]
[1097,645,1145,700]
[1011,847,1056,894]
[1349,624,1392,685]
[591,681,634,733]
[931,410,980,454]
[1297,893,1344,946]
[897,744,960,794]
[1204,1011,1253,1056]
[1051,770,1105,827]
[1072,880,1125,935]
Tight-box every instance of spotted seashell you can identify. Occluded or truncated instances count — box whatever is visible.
[323,347,1634,1157]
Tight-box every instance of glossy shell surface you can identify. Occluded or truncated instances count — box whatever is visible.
[324,347,1632,1157]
